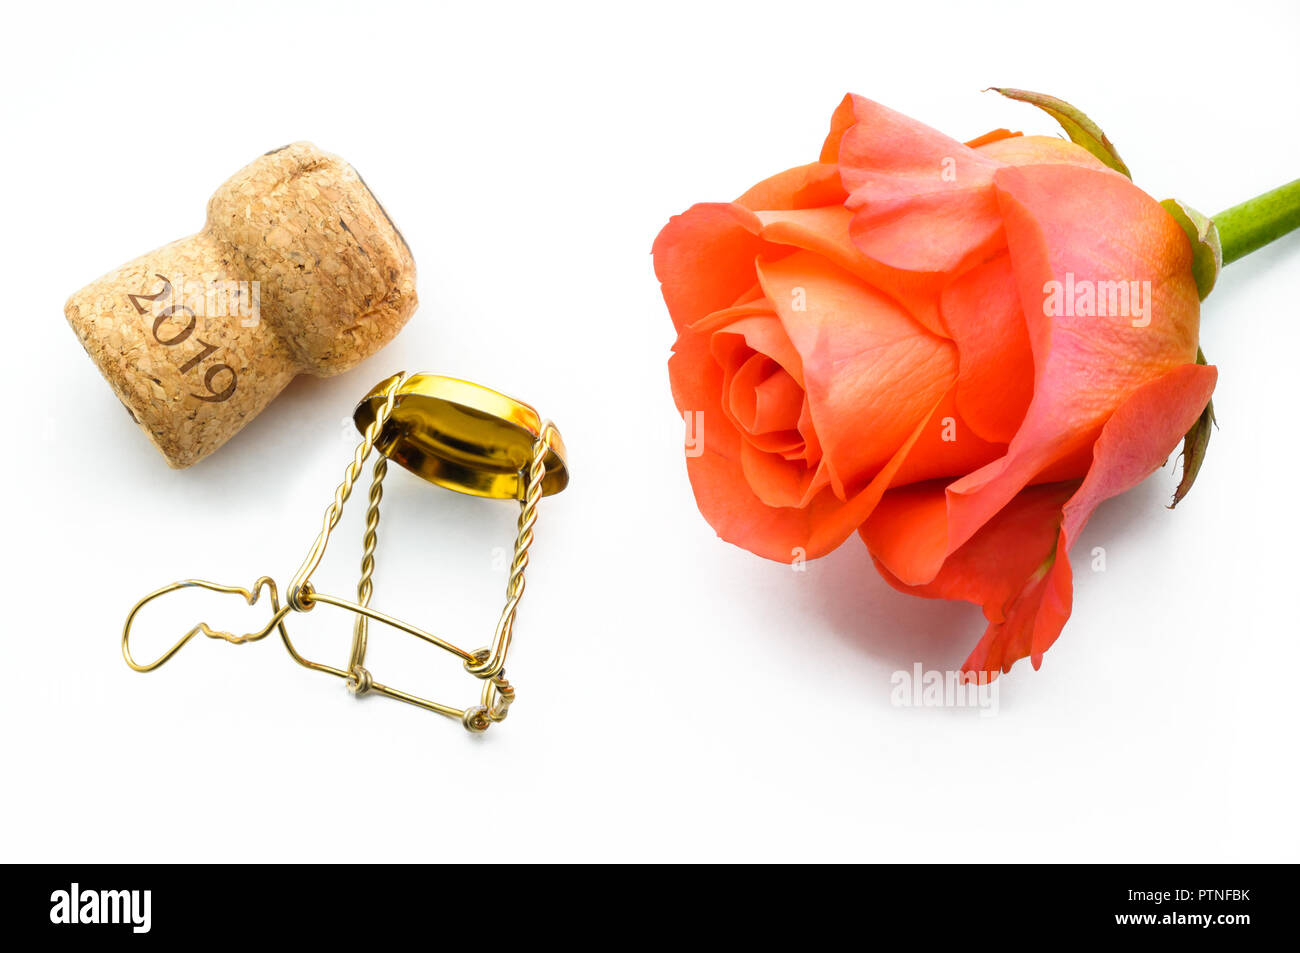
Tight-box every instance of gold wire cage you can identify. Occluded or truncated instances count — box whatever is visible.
[121,372,569,732]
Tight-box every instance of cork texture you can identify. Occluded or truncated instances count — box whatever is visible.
[65,142,418,467]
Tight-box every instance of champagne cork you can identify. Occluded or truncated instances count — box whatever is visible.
[65,142,418,467]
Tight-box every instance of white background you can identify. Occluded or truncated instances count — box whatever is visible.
[2,0,1296,862]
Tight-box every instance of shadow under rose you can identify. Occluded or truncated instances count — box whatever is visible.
[791,539,978,672]
[789,468,1177,675]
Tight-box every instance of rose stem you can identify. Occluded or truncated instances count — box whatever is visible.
[1215,178,1300,265]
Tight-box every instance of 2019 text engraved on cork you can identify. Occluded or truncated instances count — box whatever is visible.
[127,274,239,403]
[65,142,418,467]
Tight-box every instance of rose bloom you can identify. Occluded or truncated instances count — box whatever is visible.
[652,95,1216,676]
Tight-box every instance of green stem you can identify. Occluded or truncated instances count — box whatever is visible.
[1215,178,1300,265]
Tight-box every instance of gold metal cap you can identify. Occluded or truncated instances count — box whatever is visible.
[353,373,569,500]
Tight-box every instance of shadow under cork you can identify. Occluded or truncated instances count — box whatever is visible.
[178,359,404,485]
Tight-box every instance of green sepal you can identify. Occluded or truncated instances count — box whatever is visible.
[1171,347,1215,508]
[1161,198,1223,300]
[988,87,1132,179]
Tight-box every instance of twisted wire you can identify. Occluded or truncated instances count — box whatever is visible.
[485,672,516,723]
[288,373,406,610]
[357,455,387,608]
[467,420,555,679]
[347,453,388,694]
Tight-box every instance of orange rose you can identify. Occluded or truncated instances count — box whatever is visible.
[652,94,1217,677]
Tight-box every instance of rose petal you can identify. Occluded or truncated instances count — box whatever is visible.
[719,349,803,455]
[737,161,847,212]
[970,361,1217,674]
[678,393,948,561]
[707,311,804,385]
[867,480,1076,620]
[819,94,858,163]
[863,361,1216,674]
[756,250,957,494]
[939,253,1034,444]
[964,128,1021,148]
[653,202,775,333]
[942,162,1201,555]
[1060,362,1218,547]
[972,134,1111,170]
[836,95,1007,274]
[962,527,1073,676]
[752,362,804,435]
[755,206,947,337]
[886,386,1007,488]
[740,439,822,509]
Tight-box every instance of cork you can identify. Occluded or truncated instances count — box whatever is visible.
[65,142,418,467]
